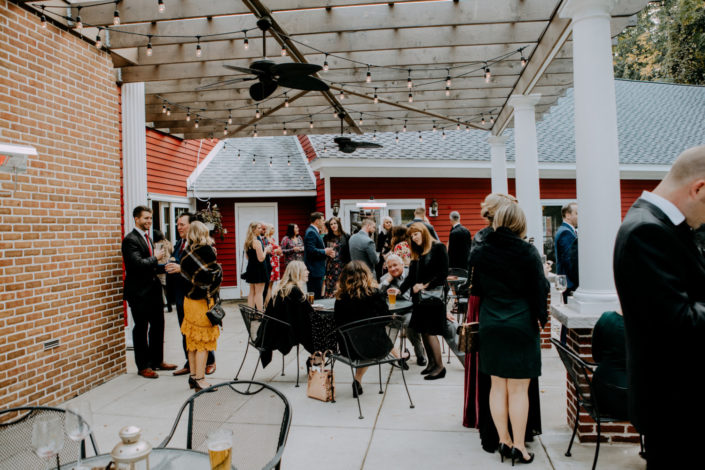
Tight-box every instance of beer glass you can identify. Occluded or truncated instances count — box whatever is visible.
[207,429,233,470]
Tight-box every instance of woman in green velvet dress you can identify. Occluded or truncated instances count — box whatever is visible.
[469,203,550,465]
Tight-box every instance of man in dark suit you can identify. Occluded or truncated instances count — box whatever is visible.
[447,211,472,269]
[122,205,177,379]
[406,207,439,240]
[614,146,705,468]
[166,212,215,376]
[554,202,578,301]
[304,212,334,299]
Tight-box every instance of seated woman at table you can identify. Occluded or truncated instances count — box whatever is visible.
[591,310,628,419]
[334,261,407,397]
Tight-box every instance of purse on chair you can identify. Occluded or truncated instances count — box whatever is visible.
[307,350,335,402]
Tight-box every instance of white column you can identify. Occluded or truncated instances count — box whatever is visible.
[560,0,621,314]
[488,135,509,194]
[122,82,148,233]
[508,94,542,255]
[121,82,148,348]
[324,174,332,219]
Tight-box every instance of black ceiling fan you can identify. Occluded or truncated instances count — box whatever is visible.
[196,17,329,101]
[333,112,383,153]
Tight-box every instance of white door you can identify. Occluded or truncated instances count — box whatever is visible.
[235,202,278,298]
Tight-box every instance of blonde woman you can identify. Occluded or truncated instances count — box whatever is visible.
[244,221,272,311]
[179,221,223,392]
[264,224,283,307]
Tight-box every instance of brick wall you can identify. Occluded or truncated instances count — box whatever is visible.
[0,1,125,408]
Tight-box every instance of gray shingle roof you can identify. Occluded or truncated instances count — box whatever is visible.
[309,80,705,165]
[191,136,315,192]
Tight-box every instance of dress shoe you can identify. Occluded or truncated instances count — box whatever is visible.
[188,376,198,389]
[420,363,435,375]
[499,443,513,463]
[424,368,446,380]
[511,448,534,466]
[352,380,363,398]
[205,363,216,375]
[173,367,190,376]
[154,362,177,371]
[417,357,427,367]
[138,368,159,379]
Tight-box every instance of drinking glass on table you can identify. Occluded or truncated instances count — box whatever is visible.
[65,401,92,470]
[32,415,64,470]
[307,292,315,304]
[207,429,233,470]
[554,275,568,305]
[387,288,398,305]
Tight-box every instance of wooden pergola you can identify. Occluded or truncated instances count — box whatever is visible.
[21,0,647,139]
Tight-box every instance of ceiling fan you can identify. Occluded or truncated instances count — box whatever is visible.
[333,112,383,153]
[196,17,329,101]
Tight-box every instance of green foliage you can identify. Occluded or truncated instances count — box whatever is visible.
[613,0,705,85]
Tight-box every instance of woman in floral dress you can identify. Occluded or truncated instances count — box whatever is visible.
[323,217,350,298]
[390,225,412,266]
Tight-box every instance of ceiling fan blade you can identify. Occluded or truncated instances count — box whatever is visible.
[249,81,279,101]
[353,142,383,149]
[276,75,329,92]
[272,62,322,77]
[223,64,262,75]
[195,77,255,90]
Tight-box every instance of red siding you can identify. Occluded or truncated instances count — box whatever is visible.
[298,135,325,213]
[146,129,217,196]
[201,197,316,287]
[620,179,656,218]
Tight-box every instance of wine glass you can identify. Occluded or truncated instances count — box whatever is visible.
[65,402,92,470]
[32,415,64,469]
[554,275,568,305]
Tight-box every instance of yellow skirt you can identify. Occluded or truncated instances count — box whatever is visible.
[181,297,220,352]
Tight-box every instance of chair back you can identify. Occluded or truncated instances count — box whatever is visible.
[239,304,264,346]
[0,406,99,470]
[551,338,600,417]
[448,267,469,278]
[159,381,291,470]
[337,315,401,363]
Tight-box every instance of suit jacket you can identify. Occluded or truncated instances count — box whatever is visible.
[554,221,577,288]
[304,225,327,278]
[448,223,472,269]
[122,228,164,308]
[613,198,705,433]
[167,238,190,305]
[348,230,378,275]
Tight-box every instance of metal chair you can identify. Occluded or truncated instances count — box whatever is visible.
[159,381,291,470]
[0,406,100,470]
[445,268,468,363]
[234,304,301,387]
[331,315,415,419]
[551,338,641,470]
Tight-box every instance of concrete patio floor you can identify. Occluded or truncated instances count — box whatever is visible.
[65,301,645,470]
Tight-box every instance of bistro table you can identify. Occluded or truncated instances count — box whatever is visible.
[312,298,413,315]
[59,447,237,469]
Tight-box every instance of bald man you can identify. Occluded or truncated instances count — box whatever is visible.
[614,145,705,468]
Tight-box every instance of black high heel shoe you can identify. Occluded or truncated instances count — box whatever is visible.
[352,380,363,398]
[420,362,435,375]
[498,443,513,463]
[511,448,534,466]
[424,368,446,380]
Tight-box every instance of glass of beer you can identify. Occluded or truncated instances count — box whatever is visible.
[307,292,315,304]
[207,429,233,470]
[387,288,397,305]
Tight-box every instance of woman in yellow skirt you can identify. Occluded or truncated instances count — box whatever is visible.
[179,221,223,391]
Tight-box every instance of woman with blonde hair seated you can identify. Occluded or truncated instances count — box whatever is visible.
[179,221,223,392]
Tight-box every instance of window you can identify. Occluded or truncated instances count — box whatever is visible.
[339,199,424,233]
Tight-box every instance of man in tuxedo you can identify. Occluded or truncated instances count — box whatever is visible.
[304,212,334,299]
[349,218,378,276]
[122,206,177,379]
[407,207,439,240]
[614,146,705,468]
[554,202,578,301]
[166,212,215,376]
[447,211,472,269]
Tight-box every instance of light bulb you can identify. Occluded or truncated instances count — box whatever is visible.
[196,43,202,57]
[281,46,287,56]
[162,104,167,114]
[521,56,527,67]
[284,96,289,107]
[186,111,191,122]
[244,37,249,49]
[403,121,407,132]
[339,89,344,100]
[484,67,491,83]
[310,118,314,129]
[283,125,287,135]
[253,126,258,138]
[373,131,377,141]
[194,119,199,128]
[490,116,495,124]
[446,75,451,88]
[407,69,412,88]
[113,8,120,25]
[481,115,485,125]
[146,41,153,56]
[323,54,329,71]
[287,157,291,166]
[442,130,446,139]
[432,123,436,132]
[359,114,363,126]
[445,86,450,96]
[223,127,228,135]
[418,132,422,143]
[395,132,399,143]
[466,125,469,132]
[456,122,460,130]
[255,107,260,119]
[269,157,272,167]
[408,92,413,103]
[75,16,83,29]
[373,88,378,104]
[40,9,47,28]
[252,157,256,165]
[228,113,232,125]
[95,33,102,49]
[166,107,171,116]
[158,0,165,13]
[237,150,241,159]
[366,66,372,83]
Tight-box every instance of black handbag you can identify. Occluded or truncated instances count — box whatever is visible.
[206,294,225,326]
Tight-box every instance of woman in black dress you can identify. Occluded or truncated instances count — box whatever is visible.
[399,223,449,380]
[244,221,271,311]
[323,217,350,298]
[470,203,549,464]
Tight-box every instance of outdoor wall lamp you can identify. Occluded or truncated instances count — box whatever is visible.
[332,200,340,217]
[429,199,439,217]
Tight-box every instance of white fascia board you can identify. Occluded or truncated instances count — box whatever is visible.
[0,142,38,156]
[186,140,225,189]
[147,193,191,204]
[186,190,317,198]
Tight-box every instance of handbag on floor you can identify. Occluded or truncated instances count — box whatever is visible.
[307,350,335,402]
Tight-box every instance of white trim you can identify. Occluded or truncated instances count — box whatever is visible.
[147,193,191,204]
[541,198,577,206]
[186,140,225,189]
[324,176,331,219]
[0,142,37,156]
[186,190,316,198]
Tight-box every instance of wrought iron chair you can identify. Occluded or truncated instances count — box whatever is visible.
[159,381,291,470]
[234,304,301,387]
[331,315,415,419]
[0,406,100,470]
[445,267,469,363]
[551,338,642,470]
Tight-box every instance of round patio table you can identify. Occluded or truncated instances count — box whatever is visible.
[59,447,237,469]
[312,297,413,315]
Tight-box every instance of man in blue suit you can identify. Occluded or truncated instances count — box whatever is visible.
[554,201,578,302]
[304,212,334,299]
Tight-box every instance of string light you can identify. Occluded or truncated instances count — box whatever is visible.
[446,70,452,88]
[223,126,228,135]
[465,125,469,132]
[269,156,273,167]
[284,93,289,107]
[243,31,249,49]
[373,88,378,104]
[445,86,450,97]
[255,106,260,119]
[403,120,407,132]
[253,125,258,138]
[74,8,83,29]
[194,117,199,128]
[323,54,329,72]
[442,129,446,139]
[166,106,171,116]
[195,36,202,57]
[490,115,495,124]
[408,91,413,103]
[359,113,363,126]
[432,121,436,132]
[281,46,287,56]
[407,69,412,88]
[283,123,287,135]
[287,156,291,166]
[95,29,102,49]
[186,109,191,122]
[366,65,372,83]
[309,115,314,129]
[228,111,232,125]
[456,121,461,130]
[252,155,256,165]
[418,131,423,143]
[521,55,527,67]
[484,65,491,83]
[373,130,377,141]
[395,132,399,143]
[40,6,47,28]
[339,89,345,100]
[158,0,165,13]
[113,3,120,25]
[237,150,241,159]
[481,114,485,125]
[146,35,153,56]
[162,103,167,114]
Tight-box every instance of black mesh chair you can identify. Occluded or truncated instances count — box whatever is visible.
[0,406,100,470]
[159,381,291,470]
[331,315,415,419]
[234,305,301,387]
[551,338,642,470]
